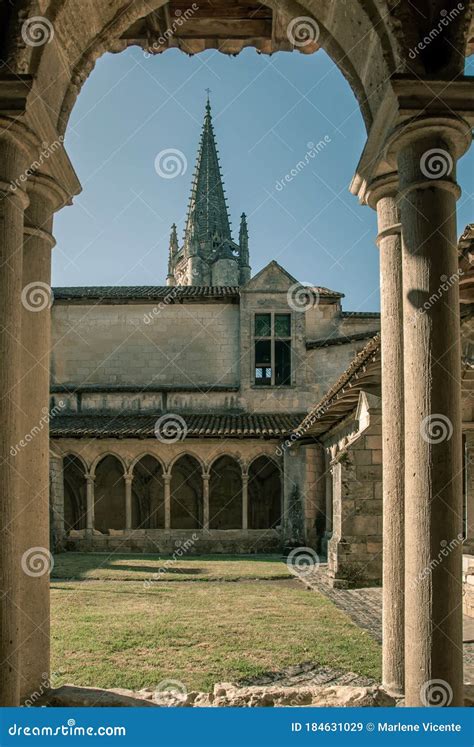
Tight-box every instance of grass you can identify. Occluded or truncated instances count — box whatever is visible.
[51,552,293,581]
[50,554,381,692]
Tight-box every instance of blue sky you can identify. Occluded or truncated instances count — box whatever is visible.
[53,47,474,311]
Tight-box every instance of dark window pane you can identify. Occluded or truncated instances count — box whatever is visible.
[255,313,271,337]
[274,313,291,338]
[275,340,291,385]
[255,339,271,365]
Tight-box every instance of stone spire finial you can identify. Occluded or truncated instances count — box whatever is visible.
[166,223,179,286]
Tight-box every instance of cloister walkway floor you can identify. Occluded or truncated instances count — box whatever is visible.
[303,567,474,684]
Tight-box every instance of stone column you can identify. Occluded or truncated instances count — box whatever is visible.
[0,127,32,706]
[18,173,67,702]
[124,474,133,530]
[367,173,405,696]
[202,473,210,530]
[85,474,95,533]
[387,116,471,707]
[164,474,171,529]
[242,472,249,530]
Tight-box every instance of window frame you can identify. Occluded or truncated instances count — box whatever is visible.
[253,311,293,387]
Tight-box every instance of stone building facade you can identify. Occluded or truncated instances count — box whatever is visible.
[49,101,380,556]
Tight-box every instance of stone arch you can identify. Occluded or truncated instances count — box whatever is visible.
[94,454,126,532]
[170,454,203,530]
[63,453,87,532]
[1,0,421,137]
[132,455,165,529]
[248,455,282,530]
[167,450,206,476]
[90,450,127,479]
[209,455,243,530]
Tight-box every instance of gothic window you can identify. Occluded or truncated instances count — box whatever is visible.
[254,312,292,386]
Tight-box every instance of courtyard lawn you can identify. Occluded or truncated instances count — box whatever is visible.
[50,555,381,692]
[51,552,293,582]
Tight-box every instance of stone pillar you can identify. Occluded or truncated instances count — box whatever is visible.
[0,128,32,706]
[202,473,210,530]
[85,474,95,533]
[124,474,133,530]
[388,116,471,707]
[367,173,405,695]
[18,174,67,702]
[49,451,65,547]
[242,472,249,530]
[164,474,171,529]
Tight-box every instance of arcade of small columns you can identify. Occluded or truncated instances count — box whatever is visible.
[1,79,473,707]
[56,451,282,536]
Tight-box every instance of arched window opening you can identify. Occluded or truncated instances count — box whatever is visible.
[132,456,164,529]
[94,455,125,532]
[209,456,242,529]
[63,455,87,531]
[248,456,281,530]
[170,455,203,529]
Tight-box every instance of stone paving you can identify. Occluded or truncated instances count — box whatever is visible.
[300,566,474,684]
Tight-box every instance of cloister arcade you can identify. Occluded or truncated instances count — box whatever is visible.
[57,449,282,540]
[0,0,473,710]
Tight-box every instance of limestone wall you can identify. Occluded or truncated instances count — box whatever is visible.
[323,394,383,588]
[51,301,240,389]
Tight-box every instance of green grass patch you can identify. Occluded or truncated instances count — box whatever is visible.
[52,553,292,582]
[51,571,381,692]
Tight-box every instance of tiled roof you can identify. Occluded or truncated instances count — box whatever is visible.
[50,413,305,439]
[52,286,240,302]
[293,334,381,438]
[306,330,380,349]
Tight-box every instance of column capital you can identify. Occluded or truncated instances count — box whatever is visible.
[384,114,471,167]
[365,172,399,209]
[124,473,133,484]
[85,472,95,483]
[26,172,72,213]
